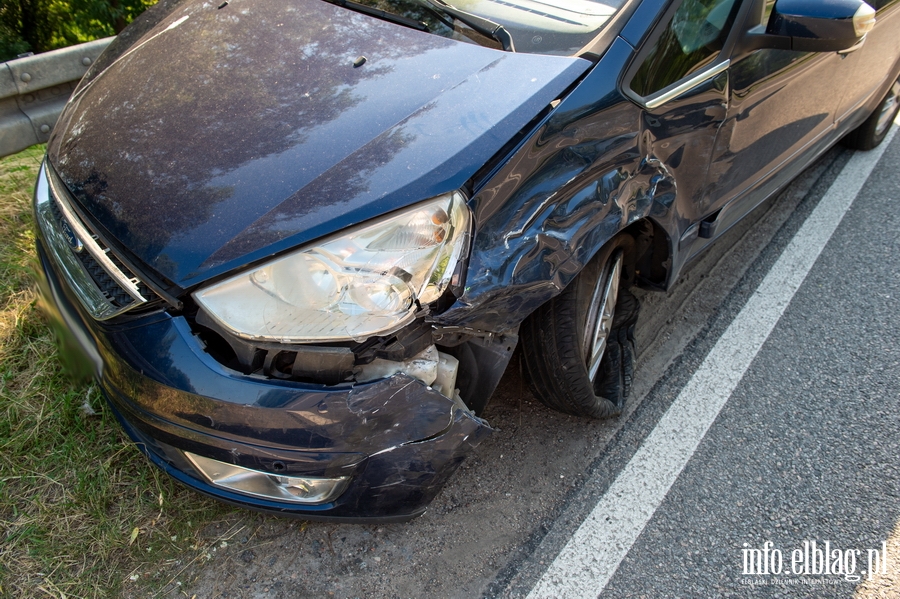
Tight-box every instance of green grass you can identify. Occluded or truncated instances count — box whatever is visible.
[0,147,235,598]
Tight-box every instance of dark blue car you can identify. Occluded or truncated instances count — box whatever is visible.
[33,0,900,520]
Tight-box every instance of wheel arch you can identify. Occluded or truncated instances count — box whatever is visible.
[432,212,674,334]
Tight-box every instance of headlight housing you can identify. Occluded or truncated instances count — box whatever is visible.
[193,191,470,343]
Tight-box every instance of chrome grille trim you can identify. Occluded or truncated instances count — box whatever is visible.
[35,161,149,320]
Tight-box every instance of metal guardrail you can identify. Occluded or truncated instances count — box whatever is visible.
[0,38,114,159]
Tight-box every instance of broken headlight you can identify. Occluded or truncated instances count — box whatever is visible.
[193,191,470,343]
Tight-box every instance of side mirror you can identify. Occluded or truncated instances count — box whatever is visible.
[767,0,876,52]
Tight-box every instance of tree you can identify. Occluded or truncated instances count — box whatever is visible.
[0,0,155,62]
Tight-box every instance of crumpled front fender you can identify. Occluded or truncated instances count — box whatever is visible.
[436,39,676,333]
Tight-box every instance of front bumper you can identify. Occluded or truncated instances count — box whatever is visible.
[33,165,491,521]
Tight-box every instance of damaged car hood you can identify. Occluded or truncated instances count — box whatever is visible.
[47,0,591,288]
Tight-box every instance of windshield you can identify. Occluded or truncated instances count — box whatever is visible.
[346,0,627,55]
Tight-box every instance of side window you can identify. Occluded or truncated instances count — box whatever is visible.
[631,0,740,97]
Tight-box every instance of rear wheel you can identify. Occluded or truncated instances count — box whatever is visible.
[521,235,640,419]
[842,77,900,151]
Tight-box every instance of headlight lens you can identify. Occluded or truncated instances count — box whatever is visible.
[193,191,470,343]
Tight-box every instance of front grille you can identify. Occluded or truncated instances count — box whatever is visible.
[46,198,160,311]
[39,163,167,320]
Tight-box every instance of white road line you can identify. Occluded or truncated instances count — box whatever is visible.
[526,124,899,599]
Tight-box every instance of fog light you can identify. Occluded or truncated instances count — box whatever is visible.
[184,452,349,504]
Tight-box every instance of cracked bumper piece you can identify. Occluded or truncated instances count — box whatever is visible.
[35,238,492,521]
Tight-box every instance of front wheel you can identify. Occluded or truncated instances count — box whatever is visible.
[842,77,900,151]
[521,235,640,419]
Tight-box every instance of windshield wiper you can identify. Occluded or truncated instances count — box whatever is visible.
[415,0,515,51]
[323,0,428,32]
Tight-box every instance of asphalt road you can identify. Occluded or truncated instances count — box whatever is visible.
[171,125,900,599]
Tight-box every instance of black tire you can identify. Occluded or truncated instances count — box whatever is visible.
[521,235,640,419]
[842,77,900,151]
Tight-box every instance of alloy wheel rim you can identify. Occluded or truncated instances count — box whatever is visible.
[875,80,900,137]
[584,251,623,382]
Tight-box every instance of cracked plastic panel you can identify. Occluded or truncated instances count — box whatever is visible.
[106,318,486,458]
[35,244,491,519]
